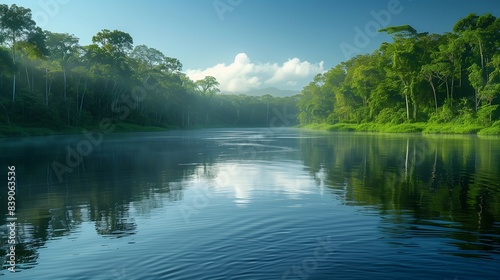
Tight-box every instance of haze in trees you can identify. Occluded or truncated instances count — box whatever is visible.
[0,4,297,136]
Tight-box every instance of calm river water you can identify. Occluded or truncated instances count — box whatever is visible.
[1,128,499,279]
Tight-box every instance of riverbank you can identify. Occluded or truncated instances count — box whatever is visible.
[302,121,500,135]
[4,120,500,138]
[0,122,170,138]
[0,122,280,138]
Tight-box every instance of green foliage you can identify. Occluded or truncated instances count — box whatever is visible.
[476,104,498,125]
[0,4,300,137]
[428,99,457,123]
[297,13,500,135]
[374,108,406,124]
[422,123,483,134]
[478,120,500,135]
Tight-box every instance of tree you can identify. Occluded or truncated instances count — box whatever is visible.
[88,29,134,77]
[347,54,383,119]
[91,29,133,57]
[468,63,484,111]
[196,76,220,96]
[131,45,182,78]
[379,25,425,121]
[45,32,80,101]
[131,44,165,73]
[454,14,500,79]
[195,76,220,125]
[0,4,37,101]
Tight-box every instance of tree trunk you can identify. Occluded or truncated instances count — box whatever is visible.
[445,80,450,101]
[474,88,480,112]
[79,79,87,116]
[429,77,438,113]
[45,69,49,106]
[11,35,17,103]
[76,76,81,114]
[47,80,53,107]
[12,75,16,102]
[413,101,417,121]
[31,66,34,92]
[451,65,455,100]
[405,94,410,120]
[25,65,31,91]
[63,68,67,101]
[478,36,484,71]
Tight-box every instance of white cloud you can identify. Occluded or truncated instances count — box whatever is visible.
[185,53,324,93]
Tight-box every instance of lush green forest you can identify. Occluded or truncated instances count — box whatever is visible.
[0,4,297,136]
[297,13,500,134]
[2,5,500,136]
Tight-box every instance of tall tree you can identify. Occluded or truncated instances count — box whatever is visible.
[454,14,500,80]
[468,63,484,112]
[196,76,220,125]
[45,32,80,101]
[379,25,425,120]
[196,76,220,96]
[0,4,37,101]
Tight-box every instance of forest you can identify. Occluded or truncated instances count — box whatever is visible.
[2,5,500,136]
[297,13,500,134]
[0,4,298,136]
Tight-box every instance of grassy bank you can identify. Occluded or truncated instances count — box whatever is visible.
[302,121,500,135]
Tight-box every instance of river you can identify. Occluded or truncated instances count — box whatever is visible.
[1,128,499,279]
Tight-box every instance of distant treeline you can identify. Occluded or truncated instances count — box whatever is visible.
[297,13,500,133]
[0,4,297,135]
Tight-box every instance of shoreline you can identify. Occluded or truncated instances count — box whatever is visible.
[300,122,500,136]
[0,123,291,138]
[0,122,171,138]
[3,121,500,138]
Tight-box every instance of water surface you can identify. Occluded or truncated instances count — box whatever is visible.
[1,128,499,279]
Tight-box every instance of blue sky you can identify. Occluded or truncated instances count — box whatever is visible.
[3,0,499,92]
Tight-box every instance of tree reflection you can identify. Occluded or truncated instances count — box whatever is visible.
[0,133,212,272]
[299,132,500,256]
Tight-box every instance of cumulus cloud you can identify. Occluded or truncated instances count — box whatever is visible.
[185,53,324,93]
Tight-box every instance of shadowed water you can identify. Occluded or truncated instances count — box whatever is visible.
[1,128,499,279]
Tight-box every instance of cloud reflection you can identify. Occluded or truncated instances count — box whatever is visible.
[185,161,321,207]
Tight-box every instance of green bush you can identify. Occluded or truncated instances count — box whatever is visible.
[478,120,500,135]
[423,123,483,134]
[375,108,405,124]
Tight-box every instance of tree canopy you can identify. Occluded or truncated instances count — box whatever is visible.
[297,13,500,133]
[0,4,298,135]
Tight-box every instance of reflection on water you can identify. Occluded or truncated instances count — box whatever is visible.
[1,129,499,279]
